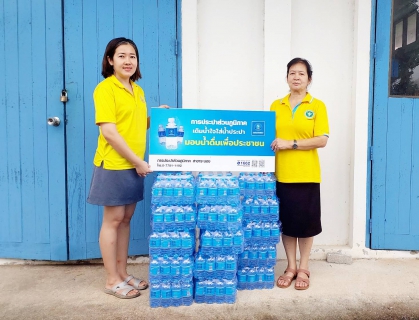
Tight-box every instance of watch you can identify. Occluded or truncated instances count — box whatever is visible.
[292,139,298,149]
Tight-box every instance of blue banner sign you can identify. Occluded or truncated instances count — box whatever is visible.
[149,108,275,172]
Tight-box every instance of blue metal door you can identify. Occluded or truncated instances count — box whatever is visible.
[0,1,68,260]
[372,0,419,249]
[64,0,179,259]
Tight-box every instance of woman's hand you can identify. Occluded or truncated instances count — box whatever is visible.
[135,160,153,177]
[270,138,292,151]
[159,105,170,109]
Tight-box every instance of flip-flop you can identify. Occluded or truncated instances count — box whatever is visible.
[276,267,297,288]
[295,269,310,290]
[124,275,149,290]
[104,281,141,299]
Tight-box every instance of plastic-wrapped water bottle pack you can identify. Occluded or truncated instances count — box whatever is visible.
[194,278,237,304]
[199,229,244,255]
[149,254,194,283]
[151,204,196,231]
[149,230,195,256]
[237,266,275,290]
[193,252,237,280]
[238,172,276,197]
[197,204,243,231]
[151,172,195,205]
[238,244,277,268]
[195,172,241,205]
[150,279,194,308]
[242,195,279,222]
[242,221,281,245]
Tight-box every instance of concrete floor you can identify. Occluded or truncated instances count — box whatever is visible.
[1,259,419,320]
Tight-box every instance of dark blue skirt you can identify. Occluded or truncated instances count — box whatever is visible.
[87,164,144,206]
[276,182,322,238]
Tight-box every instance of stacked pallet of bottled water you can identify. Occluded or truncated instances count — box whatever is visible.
[194,172,243,304]
[149,172,196,308]
[237,172,280,290]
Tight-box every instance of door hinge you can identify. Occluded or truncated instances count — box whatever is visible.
[174,39,178,55]
[369,146,373,161]
[373,43,377,59]
[369,219,373,234]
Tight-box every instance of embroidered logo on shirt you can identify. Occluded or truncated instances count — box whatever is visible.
[305,110,315,119]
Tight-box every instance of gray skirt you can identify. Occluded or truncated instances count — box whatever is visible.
[87,164,144,206]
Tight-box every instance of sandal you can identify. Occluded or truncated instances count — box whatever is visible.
[104,281,141,299]
[276,268,297,288]
[124,275,148,290]
[295,269,310,290]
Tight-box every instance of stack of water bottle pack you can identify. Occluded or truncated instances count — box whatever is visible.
[149,172,196,308]
[194,173,243,304]
[237,172,280,290]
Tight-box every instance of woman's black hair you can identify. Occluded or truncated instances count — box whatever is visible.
[101,37,142,81]
[287,57,313,80]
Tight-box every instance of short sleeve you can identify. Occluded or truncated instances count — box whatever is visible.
[93,83,117,125]
[313,100,329,137]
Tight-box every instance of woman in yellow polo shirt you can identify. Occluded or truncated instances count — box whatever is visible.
[87,38,167,299]
[270,58,329,290]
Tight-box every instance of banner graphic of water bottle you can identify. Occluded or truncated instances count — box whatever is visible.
[158,118,184,150]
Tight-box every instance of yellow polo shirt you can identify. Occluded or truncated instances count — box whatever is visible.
[270,93,329,183]
[93,75,147,170]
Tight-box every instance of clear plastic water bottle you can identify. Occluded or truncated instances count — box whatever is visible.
[160,282,172,307]
[170,255,181,280]
[205,280,215,304]
[182,280,193,306]
[247,268,256,290]
[212,232,223,255]
[222,231,233,248]
[165,118,178,150]
[205,255,216,278]
[196,178,207,203]
[172,206,183,229]
[183,179,194,204]
[268,245,277,266]
[180,232,193,255]
[177,125,184,144]
[237,268,247,289]
[256,267,265,288]
[215,255,226,279]
[215,279,225,304]
[181,255,193,278]
[201,230,212,252]
[207,179,217,204]
[160,256,171,279]
[255,174,265,196]
[171,281,182,307]
[194,280,205,303]
[149,232,161,255]
[248,245,258,267]
[158,124,166,145]
[150,283,161,308]
[162,179,174,204]
[160,232,170,254]
[149,257,160,282]
[170,232,181,254]
[173,179,183,204]
[225,279,236,303]
[233,229,244,253]
[246,174,256,197]
[194,253,205,279]
[225,255,236,278]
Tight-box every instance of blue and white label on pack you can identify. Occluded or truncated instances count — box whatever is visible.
[149,108,276,172]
